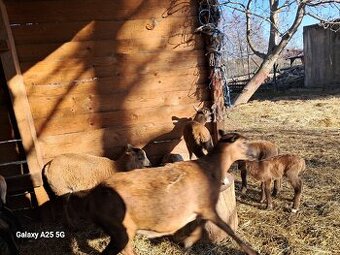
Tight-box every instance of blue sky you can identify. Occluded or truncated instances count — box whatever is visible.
[221,0,340,48]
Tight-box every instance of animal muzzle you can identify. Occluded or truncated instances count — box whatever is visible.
[246,147,257,160]
[144,158,152,167]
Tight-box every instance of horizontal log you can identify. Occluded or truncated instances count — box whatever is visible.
[16,37,204,63]
[38,120,199,160]
[20,50,207,86]
[28,89,210,119]
[6,0,196,23]
[12,17,198,45]
[24,71,209,97]
[33,103,205,137]
[41,134,191,166]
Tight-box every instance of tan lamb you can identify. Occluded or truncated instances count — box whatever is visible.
[43,144,151,197]
[242,154,306,212]
[238,140,279,195]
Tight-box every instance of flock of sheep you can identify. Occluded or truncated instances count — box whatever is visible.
[0,106,306,255]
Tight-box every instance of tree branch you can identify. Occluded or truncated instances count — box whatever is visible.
[245,0,267,59]
[267,0,279,54]
[272,2,306,57]
[306,0,340,7]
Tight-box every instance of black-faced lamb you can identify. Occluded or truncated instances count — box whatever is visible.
[43,144,151,197]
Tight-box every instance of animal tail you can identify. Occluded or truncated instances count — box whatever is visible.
[41,161,56,201]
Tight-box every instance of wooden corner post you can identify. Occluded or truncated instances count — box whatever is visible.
[0,1,48,206]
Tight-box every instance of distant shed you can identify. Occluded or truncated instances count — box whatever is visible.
[303,23,340,88]
[0,0,218,209]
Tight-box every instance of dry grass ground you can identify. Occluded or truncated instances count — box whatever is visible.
[18,89,340,255]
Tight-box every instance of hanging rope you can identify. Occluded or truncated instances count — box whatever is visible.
[196,0,231,123]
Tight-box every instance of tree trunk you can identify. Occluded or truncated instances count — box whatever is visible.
[235,2,306,106]
[233,60,274,106]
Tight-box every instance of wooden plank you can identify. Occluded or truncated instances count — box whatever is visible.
[24,70,208,97]
[5,172,42,194]
[0,163,26,177]
[144,142,189,165]
[0,114,15,140]
[0,1,44,176]
[20,50,206,86]
[11,17,198,45]
[39,120,195,160]
[32,103,205,137]
[6,192,33,210]
[0,142,21,163]
[27,89,209,120]
[40,121,211,164]
[16,37,204,63]
[5,0,195,23]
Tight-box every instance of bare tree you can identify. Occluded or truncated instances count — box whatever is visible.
[220,0,340,105]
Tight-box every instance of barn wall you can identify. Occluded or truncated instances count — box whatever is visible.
[3,0,211,168]
[304,25,340,88]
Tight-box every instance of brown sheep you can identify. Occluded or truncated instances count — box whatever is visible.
[242,154,306,212]
[43,144,151,197]
[183,106,213,159]
[65,132,259,255]
[238,140,279,195]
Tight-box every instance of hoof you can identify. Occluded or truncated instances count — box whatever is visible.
[266,205,273,210]
[291,208,298,213]
[241,188,247,194]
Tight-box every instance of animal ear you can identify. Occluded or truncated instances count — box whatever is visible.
[220,133,241,143]
[193,105,200,112]
[218,129,226,137]
[230,134,238,143]
[125,144,134,154]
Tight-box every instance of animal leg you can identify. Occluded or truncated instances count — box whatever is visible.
[272,179,282,197]
[260,182,266,203]
[240,166,248,194]
[193,148,206,159]
[182,224,203,248]
[264,180,273,210]
[203,139,214,153]
[188,150,193,160]
[289,177,303,213]
[94,217,133,255]
[203,209,259,255]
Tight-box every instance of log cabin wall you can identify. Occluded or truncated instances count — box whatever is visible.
[1,0,212,204]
